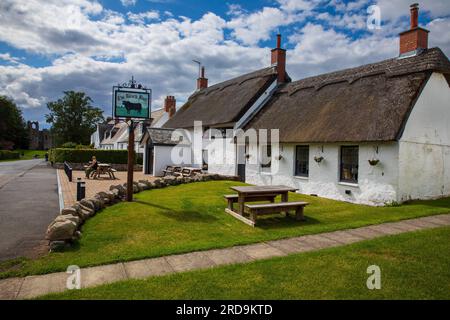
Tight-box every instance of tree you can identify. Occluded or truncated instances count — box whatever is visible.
[45,91,104,146]
[0,95,29,149]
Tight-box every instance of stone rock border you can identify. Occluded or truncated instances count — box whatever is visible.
[45,173,240,251]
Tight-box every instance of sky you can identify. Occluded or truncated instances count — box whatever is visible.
[0,0,449,128]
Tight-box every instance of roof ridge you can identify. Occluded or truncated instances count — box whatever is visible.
[288,47,449,94]
[190,66,276,98]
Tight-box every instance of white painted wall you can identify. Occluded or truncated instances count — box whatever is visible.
[153,145,175,176]
[206,137,236,175]
[245,142,400,205]
[398,72,450,201]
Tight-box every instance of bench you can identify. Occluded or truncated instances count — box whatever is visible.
[245,201,309,223]
[162,166,181,176]
[224,194,277,211]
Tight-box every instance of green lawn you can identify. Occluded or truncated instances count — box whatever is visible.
[0,149,47,162]
[39,227,450,300]
[1,180,449,279]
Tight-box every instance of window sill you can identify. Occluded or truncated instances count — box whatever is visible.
[294,176,309,180]
[338,181,359,188]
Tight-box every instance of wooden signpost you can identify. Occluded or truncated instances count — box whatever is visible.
[113,77,151,202]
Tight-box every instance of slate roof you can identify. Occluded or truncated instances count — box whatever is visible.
[163,67,282,129]
[245,48,450,143]
[141,128,190,146]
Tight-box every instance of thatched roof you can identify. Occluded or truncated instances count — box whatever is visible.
[245,48,450,143]
[163,67,279,129]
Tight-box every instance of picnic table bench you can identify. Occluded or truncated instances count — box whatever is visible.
[224,185,308,226]
[245,201,308,223]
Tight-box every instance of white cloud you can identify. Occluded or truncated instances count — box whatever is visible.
[288,22,397,79]
[227,7,298,45]
[0,53,22,64]
[120,0,137,6]
[0,0,448,127]
[127,11,160,24]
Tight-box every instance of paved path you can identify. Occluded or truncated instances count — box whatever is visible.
[58,169,154,207]
[0,160,59,261]
[1,213,449,300]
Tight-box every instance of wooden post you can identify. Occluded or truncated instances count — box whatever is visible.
[126,119,134,202]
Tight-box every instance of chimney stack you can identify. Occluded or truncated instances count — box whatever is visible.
[399,3,429,56]
[197,66,208,90]
[164,95,176,118]
[271,34,287,83]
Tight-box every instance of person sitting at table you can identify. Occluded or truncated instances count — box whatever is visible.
[85,156,98,179]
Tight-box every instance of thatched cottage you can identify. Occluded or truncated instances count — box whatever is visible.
[157,4,450,205]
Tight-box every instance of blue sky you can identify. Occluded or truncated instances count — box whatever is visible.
[0,0,449,128]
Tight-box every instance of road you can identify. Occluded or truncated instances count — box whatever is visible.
[0,159,59,261]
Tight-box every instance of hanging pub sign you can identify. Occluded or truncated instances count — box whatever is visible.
[112,77,151,119]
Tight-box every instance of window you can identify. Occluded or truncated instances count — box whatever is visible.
[340,146,359,183]
[260,145,271,169]
[295,146,309,177]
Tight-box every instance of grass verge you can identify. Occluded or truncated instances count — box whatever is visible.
[39,226,450,299]
[1,180,449,279]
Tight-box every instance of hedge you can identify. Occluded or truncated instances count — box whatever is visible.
[49,148,134,164]
[0,150,20,160]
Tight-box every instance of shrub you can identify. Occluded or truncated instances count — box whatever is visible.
[49,148,132,164]
[61,142,77,148]
[0,150,20,160]
[136,153,143,165]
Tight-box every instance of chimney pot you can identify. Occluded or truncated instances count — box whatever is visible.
[271,34,287,83]
[164,95,176,117]
[399,3,429,56]
[197,66,208,90]
[410,3,419,28]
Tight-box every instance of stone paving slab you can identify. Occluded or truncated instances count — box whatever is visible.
[204,247,253,266]
[346,227,387,239]
[165,252,216,272]
[123,257,174,279]
[402,219,443,229]
[266,238,316,254]
[81,264,127,289]
[17,272,68,299]
[419,215,450,226]
[386,221,424,232]
[297,234,342,249]
[320,230,365,244]
[1,213,449,299]
[366,224,405,236]
[238,243,285,260]
[0,277,23,300]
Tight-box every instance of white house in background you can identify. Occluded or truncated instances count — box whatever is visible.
[243,4,450,205]
[90,108,166,154]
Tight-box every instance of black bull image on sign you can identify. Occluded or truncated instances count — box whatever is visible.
[122,100,143,114]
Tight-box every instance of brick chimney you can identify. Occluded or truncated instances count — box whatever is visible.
[399,3,429,56]
[164,95,176,118]
[197,66,208,90]
[271,34,287,83]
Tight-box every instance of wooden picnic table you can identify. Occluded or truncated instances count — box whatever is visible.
[229,185,297,216]
[84,163,116,179]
